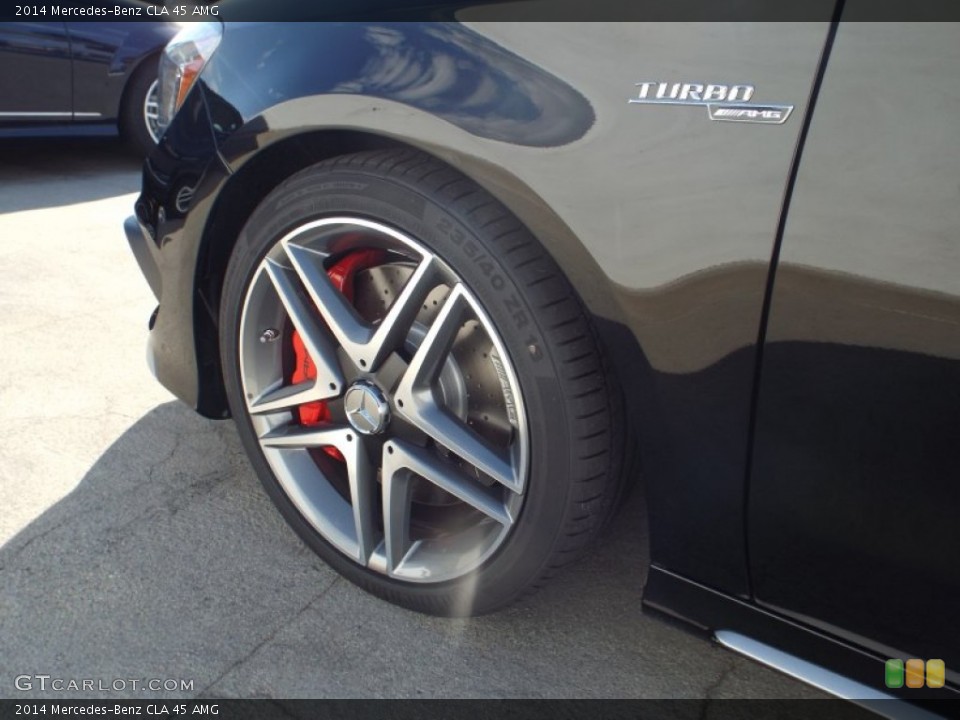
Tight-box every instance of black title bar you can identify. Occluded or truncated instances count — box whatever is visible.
[2,0,960,23]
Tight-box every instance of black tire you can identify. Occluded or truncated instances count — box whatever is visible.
[119,58,160,157]
[219,149,629,616]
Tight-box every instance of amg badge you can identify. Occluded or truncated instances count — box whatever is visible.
[628,81,794,125]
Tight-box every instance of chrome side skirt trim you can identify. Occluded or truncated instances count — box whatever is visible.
[715,631,941,720]
[0,112,102,118]
[0,111,71,117]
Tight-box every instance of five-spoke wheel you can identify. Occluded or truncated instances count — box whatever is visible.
[239,217,529,583]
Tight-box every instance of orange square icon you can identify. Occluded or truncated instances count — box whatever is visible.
[905,659,925,688]
[926,659,946,689]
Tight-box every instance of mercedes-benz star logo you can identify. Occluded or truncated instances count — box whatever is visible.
[343,381,391,435]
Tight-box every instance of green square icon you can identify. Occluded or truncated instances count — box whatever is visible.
[885,659,904,688]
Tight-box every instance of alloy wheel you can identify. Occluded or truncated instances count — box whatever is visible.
[237,217,530,583]
[143,79,161,144]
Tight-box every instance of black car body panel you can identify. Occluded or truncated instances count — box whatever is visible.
[0,22,73,119]
[126,10,960,699]
[749,17,960,677]
[202,22,596,148]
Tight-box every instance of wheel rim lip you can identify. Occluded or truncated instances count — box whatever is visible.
[143,79,161,144]
[237,215,531,584]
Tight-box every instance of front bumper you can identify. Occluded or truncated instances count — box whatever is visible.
[125,79,230,417]
[124,214,162,302]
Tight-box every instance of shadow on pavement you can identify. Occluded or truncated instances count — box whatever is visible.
[0,401,664,700]
[0,137,143,213]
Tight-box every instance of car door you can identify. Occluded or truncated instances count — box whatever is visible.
[749,15,960,688]
[0,22,72,123]
[63,21,131,122]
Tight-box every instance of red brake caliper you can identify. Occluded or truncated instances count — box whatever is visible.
[290,249,388,459]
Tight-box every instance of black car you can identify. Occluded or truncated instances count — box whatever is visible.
[125,10,959,705]
[0,8,178,154]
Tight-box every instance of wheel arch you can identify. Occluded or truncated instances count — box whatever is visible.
[193,130,399,416]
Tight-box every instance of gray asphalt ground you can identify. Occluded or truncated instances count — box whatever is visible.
[0,137,826,702]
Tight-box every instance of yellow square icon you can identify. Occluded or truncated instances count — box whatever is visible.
[905,659,925,688]
[926,659,945,689]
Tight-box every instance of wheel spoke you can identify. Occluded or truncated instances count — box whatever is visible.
[398,283,468,387]
[260,423,348,449]
[261,423,378,564]
[248,380,329,416]
[262,258,344,397]
[347,441,378,565]
[367,255,439,368]
[381,458,415,573]
[394,285,521,493]
[284,240,437,372]
[384,440,513,530]
[419,405,518,491]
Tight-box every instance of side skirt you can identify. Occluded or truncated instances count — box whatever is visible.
[642,565,958,709]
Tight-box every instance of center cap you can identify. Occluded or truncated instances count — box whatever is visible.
[343,380,391,435]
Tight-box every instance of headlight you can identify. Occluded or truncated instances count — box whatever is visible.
[157,22,223,132]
